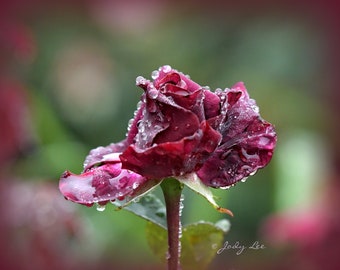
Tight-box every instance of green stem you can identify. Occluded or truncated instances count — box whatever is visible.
[161,178,183,270]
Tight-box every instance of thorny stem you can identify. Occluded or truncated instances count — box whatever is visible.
[161,178,183,270]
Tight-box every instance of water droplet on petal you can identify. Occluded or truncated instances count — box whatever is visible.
[137,101,143,109]
[132,182,139,189]
[241,178,247,183]
[148,88,159,99]
[117,192,125,201]
[162,65,172,73]
[136,76,146,85]
[178,80,187,88]
[166,251,171,260]
[215,88,222,94]
[96,204,106,212]
[250,170,257,176]
[151,70,159,80]
[251,104,259,113]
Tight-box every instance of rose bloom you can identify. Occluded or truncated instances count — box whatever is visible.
[59,65,276,206]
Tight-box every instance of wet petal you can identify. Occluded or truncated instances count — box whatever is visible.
[197,119,276,188]
[59,163,152,206]
[203,90,220,119]
[121,121,221,179]
[83,141,127,170]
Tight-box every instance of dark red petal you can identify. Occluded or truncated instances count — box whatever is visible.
[178,73,201,92]
[152,66,201,93]
[126,100,146,144]
[154,72,181,88]
[165,87,205,121]
[197,119,276,188]
[197,82,276,188]
[153,103,200,144]
[59,163,150,206]
[120,121,221,179]
[203,90,221,119]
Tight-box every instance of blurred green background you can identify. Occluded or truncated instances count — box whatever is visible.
[1,0,339,269]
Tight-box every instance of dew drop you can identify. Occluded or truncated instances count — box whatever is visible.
[96,204,106,212]
[151,70,159,80]
[250,170,257,176]
[162,65,172,73]
[137,101,143,109]
[251,104,259,113]
[117,192,125,201]
[220,186,231,190]
[166,251,171,260]
[241,177,247,183]
[148,88,159,99]
[127,118,134,130]
[215,88,222,94]
[136,76,146,85]
[132,182,139,190]
[211,179,220,187]
[178,80,187,88]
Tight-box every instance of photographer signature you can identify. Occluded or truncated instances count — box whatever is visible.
[216,241,266,255]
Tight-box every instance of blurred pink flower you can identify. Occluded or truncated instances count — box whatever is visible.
[0,79,34,167]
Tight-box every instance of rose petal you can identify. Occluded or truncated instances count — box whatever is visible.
[153,103,200,144]
[83,141,127,170]
[165,87,205,122]
[196,82,276,187]
[59,163,150,206]
[121,121,221,179]
[197,119,276,188]
[203,90,221,119]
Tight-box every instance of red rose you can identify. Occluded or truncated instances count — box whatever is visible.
[59,65,276,206]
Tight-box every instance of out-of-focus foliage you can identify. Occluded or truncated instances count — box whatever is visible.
[1,0,339,269]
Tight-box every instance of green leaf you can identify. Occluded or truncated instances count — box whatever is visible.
[178,173,234,216]
[181,221,230,270]
[113,193,167,229]
[145,221,168,263]
[146,220,230,269]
